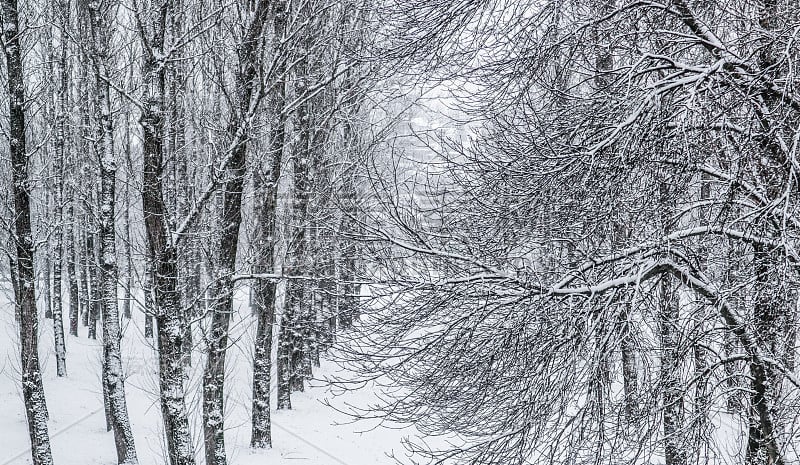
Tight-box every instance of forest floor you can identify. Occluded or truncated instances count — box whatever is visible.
[0,287,415,464]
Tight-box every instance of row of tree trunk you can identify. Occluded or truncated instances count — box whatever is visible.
[1,0,371,464]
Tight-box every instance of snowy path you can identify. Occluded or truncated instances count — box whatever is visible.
[0,290,414,465]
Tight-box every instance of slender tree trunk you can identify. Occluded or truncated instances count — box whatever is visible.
[203,3,270,463]
[337,71,361,330]
[50,0,70,375]
[586,3,614,441]
[43,227,52,319]
[277,290,295,409]
[144,270,154,339]
[9,250,21,322]
[123,115,134,320]
[250,275,276,446]
[166,1,193,366]
[693,176,711,459]
[250,19,286,438]
[273,0,293,410]
[203,269,236,465]
[87,213,99,340]
[659,277,686,465]
[747,244,787,465]
[1,0,54,461]
[140,1,195,459]
[67,189,80,336]
[620,300,637,421]
[284,55,313,393]
[43,174,52,319]
[64,149,82,336]
[338,169,358,330]
[80,223,91,327]
[658,181,686,465]
[85,0,138,460]
[50,134,66,378]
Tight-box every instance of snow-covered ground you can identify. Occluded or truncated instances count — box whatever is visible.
[0,287,415,464]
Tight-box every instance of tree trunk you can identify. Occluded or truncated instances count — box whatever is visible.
[250,275,276,447]
[747,244,787,465]
[122,115,133,320]
[283,56,313,393]
[337,68,361,330]
[658,181,686,465]
[745,2,790,463]
[620,300,637,421]
[9,251,21,322]
[140,1,195,459]
[67,190,80,336]
[273,0,295,410]
[167,1,192,366]
[87,214,100,339]
[250,20,286,438]
[43,235,52,319]
[144,270,154,339]
[338,169,358,330]
[51,0,70,375]
[277,294,294,409]
[203,2,270,463]
[1,0,55,461]
[43,181,52,319]
[50,134,66,378]
[692,176,711,458]
[659,277,686,465]
[80,223,91,327]
[85,0,139,460]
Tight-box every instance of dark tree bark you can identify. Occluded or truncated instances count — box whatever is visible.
[281,19,315,394]
[250,2,287,441]
[144,270,154,339]
[50,154,67,378]
[67,185,80,336]
[79,223,91,327]
[747,244,788,465]
[337,68,362,331]
[337,168,358,330]
[87,205,100,340]
[122,113,134,320]
[1,0,55,461]
[140,0,195,462]
[85,0,138,460]
[43,178,52,320]
[658,181,686,465]
[277,283,296,408]
[659,278,686,465]
[277,2,319,405]
[168,1,193,366]
[202,2,271,463]
[43,227,52,319]
[77,12,93,330]
[50,0,70,376]
[9,249,21,322]
[744,2,791,464]
[619,299,637,421]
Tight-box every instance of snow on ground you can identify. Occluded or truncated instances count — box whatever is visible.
[0,286,417,464]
